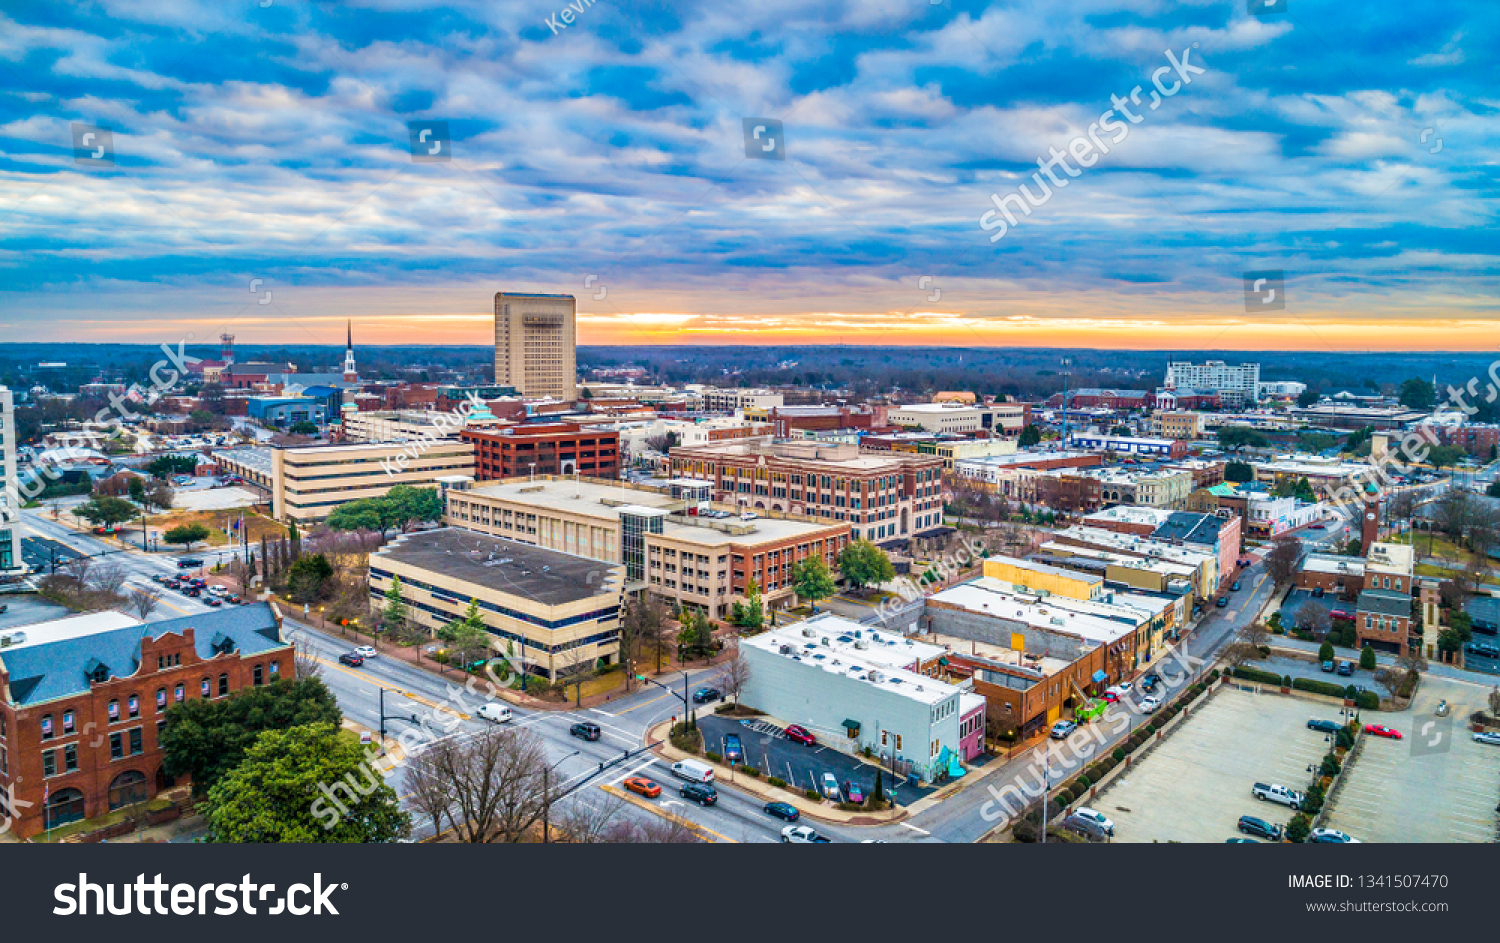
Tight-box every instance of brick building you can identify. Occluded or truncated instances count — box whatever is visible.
[1355,541,1417,655]
[460,422,620,480]
[0,605,290,839]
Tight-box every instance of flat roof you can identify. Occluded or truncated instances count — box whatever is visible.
[986,554,1103,586]
[1303,554,1366,576]
[374,528,621,607]
[745,613,956,706]
[930,580,1138,644]
[928,630,1074,677]
[1052,526,1215,567]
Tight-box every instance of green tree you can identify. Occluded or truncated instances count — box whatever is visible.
[127,476,147,505]
[792,554,837,610]
[325,484,443,537]
[75,495,138,529]
[163,521,212,549]
[1359,645,1377,670]
[162,677,342,796]
[1018,424,1042,448]
[438,598,491,668]
[207,723,410,843]
[1438,611,1473,654]
[1296,388,1319,408]
[286,553,334,602]
[1318,641,1335,663]
[288,420,318,435]
[1218,425,1270,450]
[147,455,198,477]
[382,575,411,637]
[1398,377,1436,409]
[1487,480,1500,499]
[1110,424,1132,436]
[1285,813,1311,843]
[1224,461,1254,483]
[837,540,895,594]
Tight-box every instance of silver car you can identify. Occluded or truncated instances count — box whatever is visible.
[1474,731,1500,747]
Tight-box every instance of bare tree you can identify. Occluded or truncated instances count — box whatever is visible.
[558,644,595,708]
[1488,685,1500,719]
[1294,602,1331,639]
[414,726,550,843]
[623,594,671,673]
[293,633,323,680]
[127,586,162,620]
[624,815,702,843]
[1373,666,1404,700]
[89,560,129,597]
[1222,621,1270,670]
[550,791,628,843]
[714,640,752,708]
[403,743,455,840]
[1265,533,1304,588]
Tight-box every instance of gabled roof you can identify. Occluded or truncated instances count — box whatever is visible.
[0,604,285,708]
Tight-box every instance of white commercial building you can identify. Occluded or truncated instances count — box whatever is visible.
[693,387,784,413]
[1164,361,1261,403]
[1257,380,1307,400]
[739,613,980,782]
[890,403,984,434]
[1,386,22,575]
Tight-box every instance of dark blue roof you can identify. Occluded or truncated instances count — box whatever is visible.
[1466,595,1500,629]
[1152,511,1222,546]
[1,604,285,708]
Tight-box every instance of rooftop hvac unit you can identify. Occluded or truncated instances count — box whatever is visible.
[779,645,793,654]
[0,631,25,648]
[803,628,816,638]
[820,637,831,646]
[868,671,883,683]
[854,640,868,649]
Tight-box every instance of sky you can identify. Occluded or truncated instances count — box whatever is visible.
[0,0,1496,352]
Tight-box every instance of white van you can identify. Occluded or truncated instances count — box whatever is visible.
[476,703,513,724]
[670,759,715,784]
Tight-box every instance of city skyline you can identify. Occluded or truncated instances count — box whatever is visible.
[0,2,1495,350]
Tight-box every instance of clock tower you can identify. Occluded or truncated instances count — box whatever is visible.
[1359,485,1380,555]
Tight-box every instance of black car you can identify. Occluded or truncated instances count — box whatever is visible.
[1140,674,1161,693]
[570,722,601,741]
[1238,815,1281,841]
[692,687,721,704]
[680,783,718,807]
[176,558,204,569]
[1231,580,1242,591]
[763,801,799,822]
[1307,719,1340,733]
[1215,597,1228,608]
[338,653,364,667]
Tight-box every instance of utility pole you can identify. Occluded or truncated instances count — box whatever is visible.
[1060,357,1073,449]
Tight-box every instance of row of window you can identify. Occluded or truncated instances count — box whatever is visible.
[369,568,619,629]
[39,664,275,742]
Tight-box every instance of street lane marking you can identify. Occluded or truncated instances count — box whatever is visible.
[599,783,736,844]
[590,708,616,717]
[618,693,668,714]
[900,822,929,835]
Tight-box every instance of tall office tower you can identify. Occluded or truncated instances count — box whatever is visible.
[493,292,577,401]
[0,386,22,575]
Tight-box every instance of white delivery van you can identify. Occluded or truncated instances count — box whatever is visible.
[670,759,715,784]
[476,703,513,724]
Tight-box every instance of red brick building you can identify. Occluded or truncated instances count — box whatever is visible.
[0,605,290,839]
[1432,423,1500,458]
[460,422,620,480]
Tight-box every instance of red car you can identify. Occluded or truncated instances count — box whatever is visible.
[1102,691,1120,703]
[1365,724,1402,740]
[1330,609,1352,620]
[784,724,817,746]
[1309,523,1326,530]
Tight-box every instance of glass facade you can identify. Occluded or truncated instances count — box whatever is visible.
[619,509,665,581]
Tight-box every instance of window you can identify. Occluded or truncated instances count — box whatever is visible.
[269,661,279,678]
[109,700,120,722]
[41,714,53,741]
[43,749,56,777]
[157,720,166,742]
[895,734,903,751]
[63,711,75,735]
[128,695,139,718]
[253,664,264,686]
[129,729,143,756]
[174,683,185,703]
[64,743,78,772]
[218,674,229,697]
[157,688,167,709]
[201,678,211,698]
[109,733,123,760]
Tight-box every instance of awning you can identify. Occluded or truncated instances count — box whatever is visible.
[938,656,950,667]
[840,719,861,733]
[1092,669,1107,684]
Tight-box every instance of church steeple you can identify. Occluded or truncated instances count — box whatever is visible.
[342,319,358,383]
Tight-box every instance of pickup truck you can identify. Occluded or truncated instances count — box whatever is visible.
[781,825,831,844]
[1252,782,1304,810]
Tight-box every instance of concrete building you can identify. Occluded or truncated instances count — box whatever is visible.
[1042,525,1216,599]
[1164,361,1261,403]
[891,403,986,434]
[267,440,476,523]
[1257,380,1307,400]
[694,387,784,413]
[0,386,21,575]
[246,396,328,427]
[669,440,944,544]
[1252,456,1371,499]
[739,613,980,780]
[442,477,850,619]
[1082,506,1242,586]
[494,292,577,401]
[1067,433,1188,459]
[1149,411,1205,440]
[0,605,289,838]
[369,529,625,680]
[915,437,1017,470]
[460,422,620,480]
[1287,403,1428,431]
[1087,466,1194,510]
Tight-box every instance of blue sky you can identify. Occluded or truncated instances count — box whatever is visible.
[0,0,1495,349]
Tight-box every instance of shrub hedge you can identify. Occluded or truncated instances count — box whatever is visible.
[1354,690,1379,710]
[1292,678,1350,698]
[1233,667,1283,685]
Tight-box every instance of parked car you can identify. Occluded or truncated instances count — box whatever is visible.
[338,653,364,667]
[723,733,744,763]
[692,687,721,704]
[763,801,800,822]
[1472,731,1500,746]
[476,703,512,723]
[623,777,662,799]
[203,596,223,607]
[1252,782,1305,809]
[226,594,242,604]
[1050,720,1078,740]
[1225,838,1259,844]
[570,722,601,741]
[1309,523,1326,530]
[1139,695,1163,714]
[1336,661,1354,676]
[680,782,718,807]
[208,585,228,596]
[354,645,377,659]
[1320,660,1335,673]
[820,772,841,801]
[1312,586,1325,598]
[1307,719,1341,733]
[1309,828,1360,843]
[784,724,817,746]
[1238,815,1282,841]
[1330,609,1352,620]
[1069,807,1115,837]
[780,825,830,843]
[1139,674,1161,693]
[1364,724,1402,739]
[1231,580,1242,591]
[843,781,866,804]
[1215,597,1228,608]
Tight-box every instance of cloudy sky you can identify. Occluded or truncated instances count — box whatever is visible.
[0,0,1495,351]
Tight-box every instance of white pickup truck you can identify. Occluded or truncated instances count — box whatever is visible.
[1252,782,1305,809]
[780,825,832,844]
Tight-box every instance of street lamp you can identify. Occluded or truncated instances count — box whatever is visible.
[542,751,580,843]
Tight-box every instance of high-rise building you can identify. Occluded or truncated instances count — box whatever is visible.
[494,292,577,401]
[1163,361,1261,404]
[0,385,21,575]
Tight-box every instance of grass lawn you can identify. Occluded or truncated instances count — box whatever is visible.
[146,508,286,548]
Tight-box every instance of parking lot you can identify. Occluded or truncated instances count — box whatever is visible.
[1093,686,1331,843]
[1321,677,1499,843]
[698,714,933,806]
